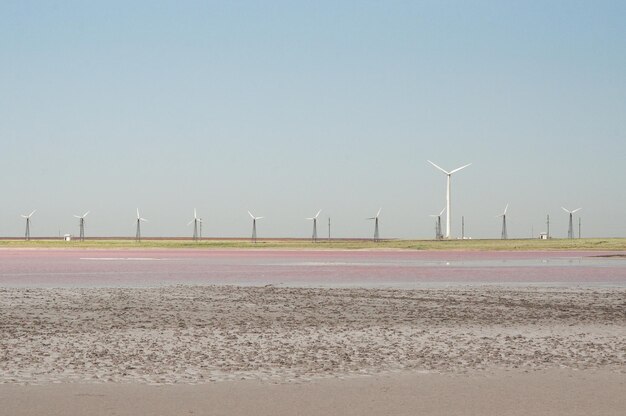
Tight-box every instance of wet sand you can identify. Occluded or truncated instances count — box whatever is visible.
[2,369,625,416]
[1,286,624,383]
[1,249,625,414]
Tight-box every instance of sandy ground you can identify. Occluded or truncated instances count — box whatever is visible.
[1,285,625,414]
[1,370,625,416]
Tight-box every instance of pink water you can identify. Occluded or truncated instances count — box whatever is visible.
[1,249,625,287]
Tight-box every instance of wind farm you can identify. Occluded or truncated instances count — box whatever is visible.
[2,3,625,416]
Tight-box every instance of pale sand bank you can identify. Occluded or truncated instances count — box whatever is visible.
[1,370,624,416]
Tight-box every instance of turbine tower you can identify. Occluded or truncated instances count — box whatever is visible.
[427,160,471,239]
[248,211,264,243]
[187,208,202,241]
[429,207,445,240]
[21,210,36,241]
[562,207,581,239]
[496,204,509,240]
[135,208,148,242]
[366,208,381,242]
[305,210,322,242]
[73,211,90,241]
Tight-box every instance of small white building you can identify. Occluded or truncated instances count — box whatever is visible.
[63,234,72,241]
[539,232,548,240]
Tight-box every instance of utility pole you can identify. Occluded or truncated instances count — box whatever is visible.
[579,217,581,239]
[547,214,550,239]
[328,217,331,241]
[462,216,465,239]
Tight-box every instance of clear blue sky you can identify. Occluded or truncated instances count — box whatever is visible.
[1,1,625,239]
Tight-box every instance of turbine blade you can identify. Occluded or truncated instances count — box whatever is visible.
[140,218,148,222]
[572,208,582,213]
[376,208,381,218]
[439,207,446,216]
[137,208,140,218]
[366,217,375,220]
[73,215,81,218]
[256,216,264,220]
[194,208,197,219]
[20,215,28,218]
[29,209,37,217]
[449,163,472,175]
[187,219,194,226]
[315,210,322,219]
[427,160,449,175]
[305,217,314,220]
[561,207,571,214]
[248,211,255,219]
[503,204,508,215]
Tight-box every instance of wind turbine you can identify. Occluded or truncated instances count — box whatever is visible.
[248,211,264,243]
[187,208,203,241]
[135,208,148,242]
[496,204,509,240]
[305,210,322,242]
[366,208,381,242]
[562,207,581,239]
[73,211,90,241]
[429,207,445,240]
[427,160,471,239]
[21,210,36,241]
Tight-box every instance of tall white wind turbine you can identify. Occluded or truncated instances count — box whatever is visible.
[562,207,581,239]
[366,208,381,242]
[305,210,322,242]
[73,211,90,241]
[135,208,148,242]
[496,204,508,240]
[429,207,445,240]
[21,209,36,241]
[427,160,472,239]
[248,211,264,243]
[187,208,203,241]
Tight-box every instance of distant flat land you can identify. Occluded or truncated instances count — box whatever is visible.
[0,237,626,251]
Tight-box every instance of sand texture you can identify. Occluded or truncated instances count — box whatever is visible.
[1,286,624,385]
[1,369,625,416]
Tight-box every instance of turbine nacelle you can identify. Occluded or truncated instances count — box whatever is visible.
[429,207,446,218]
[73,211,90,219]
[562,207,582,214]
[248,211,264,221]
[136,208,148,222]
[496,204,509,218]
[427,160,472,176]
[305,209,322,221]
[366,208,381,220]
[21,209,36,219]
[188,208,201,226]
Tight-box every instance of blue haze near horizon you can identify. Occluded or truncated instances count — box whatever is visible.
[1,1,625,239]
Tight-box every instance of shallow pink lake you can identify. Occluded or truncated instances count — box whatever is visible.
[0,248,625,288]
